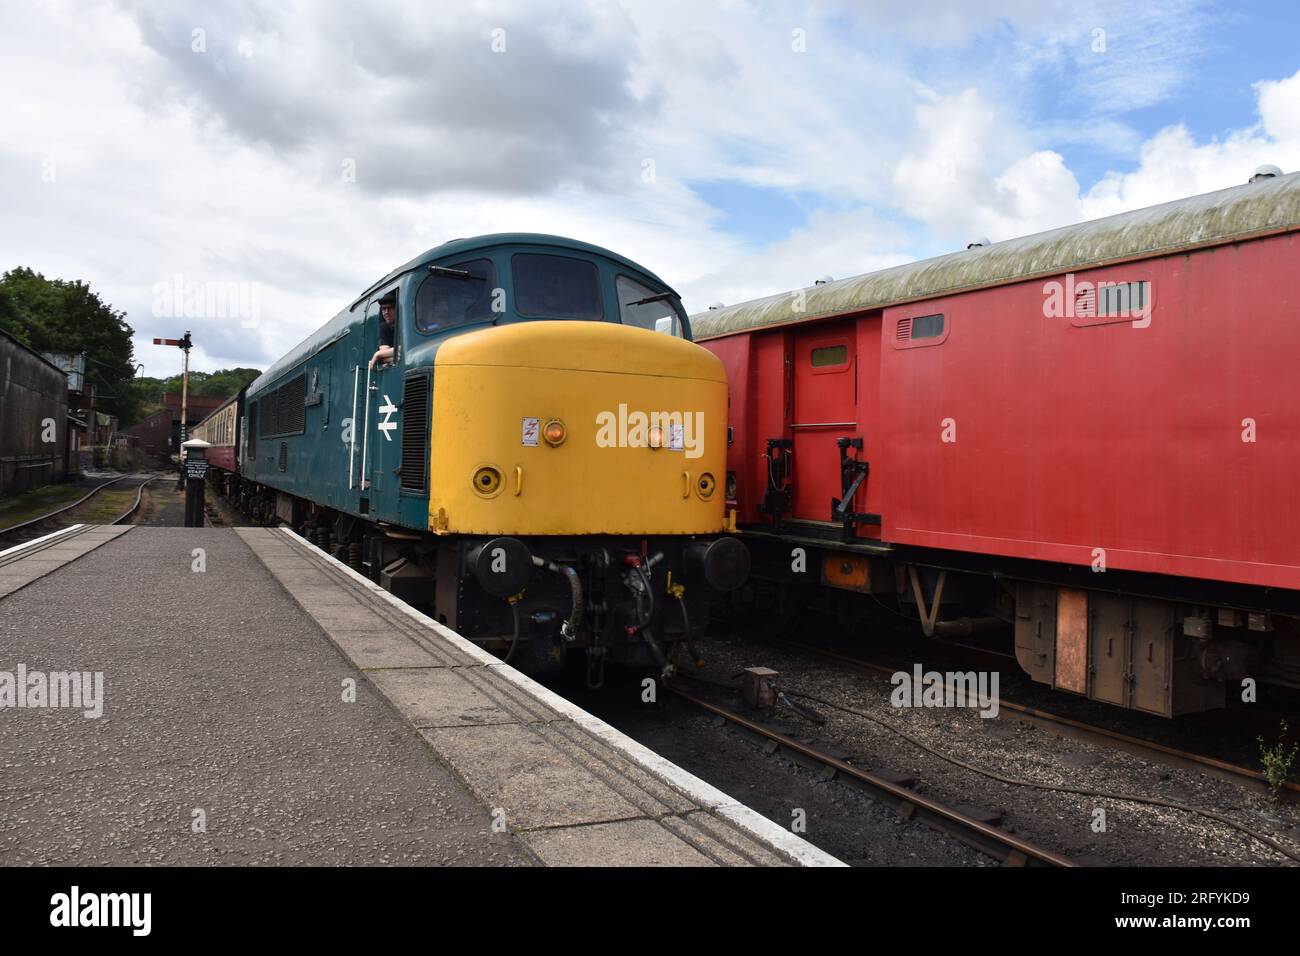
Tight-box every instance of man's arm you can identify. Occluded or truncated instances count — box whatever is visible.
[369,345,394,370]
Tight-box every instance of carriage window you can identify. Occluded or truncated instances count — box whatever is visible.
[910,313,945,339]
[616,275,682,337]
[1097,281,1149,317]
[512,253,603,320]
[416,258,497,333]
[810,345,848,367]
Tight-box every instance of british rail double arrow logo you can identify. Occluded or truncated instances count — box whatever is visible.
[377,395,398,440]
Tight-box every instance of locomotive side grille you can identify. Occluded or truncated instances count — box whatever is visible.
[257,374,307,438]
[277,374,307,434]
[400,373,430,493]
[259,393,278,437]
[278,441,287,472]
[896,317,912,341]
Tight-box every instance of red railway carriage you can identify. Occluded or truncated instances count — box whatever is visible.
[189,387,245,483]
[695,169,1300,716]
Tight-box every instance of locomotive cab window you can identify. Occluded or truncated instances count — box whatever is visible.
[512,253,603,321]
[616,275,683,337]
[369,293,400,368]
[416,258,497,333]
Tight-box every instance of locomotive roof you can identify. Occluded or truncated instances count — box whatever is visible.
[690,171,1300,341]
[367,233,676,303]
[249,233,678,396]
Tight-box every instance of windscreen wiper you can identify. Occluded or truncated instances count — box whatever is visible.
[627,292,675,306]
[428,265,486,281]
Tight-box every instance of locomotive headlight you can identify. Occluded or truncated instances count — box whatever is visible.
[472,465,504,497]
[543,419,567,446]
[696,472,717,500]
[647,425,664,449]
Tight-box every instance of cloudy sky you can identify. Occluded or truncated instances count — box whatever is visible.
[2,0,1298,377]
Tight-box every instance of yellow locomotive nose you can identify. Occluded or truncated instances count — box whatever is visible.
[428,322,729,536]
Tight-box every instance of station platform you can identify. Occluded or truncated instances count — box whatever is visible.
[0,524,840,867]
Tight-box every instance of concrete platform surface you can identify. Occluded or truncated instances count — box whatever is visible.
[239,527,841,867]
[0,524,842,866]
[0,524,130,600]
[0,526,526,865]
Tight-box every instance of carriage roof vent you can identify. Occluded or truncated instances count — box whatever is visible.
[1249,164,1283,183]
[966,236,991,250]
[813,275,833,285]
[707,301,724,310]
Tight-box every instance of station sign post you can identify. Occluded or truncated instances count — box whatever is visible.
[180,438,211,528]
[153,332,193,489]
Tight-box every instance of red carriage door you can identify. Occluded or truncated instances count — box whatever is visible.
[790,322,858,523]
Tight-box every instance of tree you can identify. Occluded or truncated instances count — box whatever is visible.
[0,285,18,332]
[193,367,262,398]
[131,367,262,414]
[0,267,140,424]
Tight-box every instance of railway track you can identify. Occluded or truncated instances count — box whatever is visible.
[112,475,157,526]
[667,683,1075,866]
[0,473,157,547]
[770,638,1300,804]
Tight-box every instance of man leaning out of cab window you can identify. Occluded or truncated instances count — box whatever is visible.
[369,298,397,370]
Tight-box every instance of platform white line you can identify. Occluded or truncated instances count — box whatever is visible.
[0,523,85,560]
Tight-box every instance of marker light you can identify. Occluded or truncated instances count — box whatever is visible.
[696,472,717,500]
[543,419,567,446]
[473,465,503,496]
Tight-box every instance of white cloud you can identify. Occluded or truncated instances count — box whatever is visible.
[0,0,1288,377]
[883,67,1300,251]
[1046,0,1212,113]
[890,88,1074,244]
[1079,69,1300,218]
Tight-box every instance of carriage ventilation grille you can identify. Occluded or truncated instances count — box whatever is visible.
[1075,286,1096,318]
[400,374,430,493]
[895,317,912,340]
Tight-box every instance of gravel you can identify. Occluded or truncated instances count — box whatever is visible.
[680,628,1300,866]
[558,671,989,867]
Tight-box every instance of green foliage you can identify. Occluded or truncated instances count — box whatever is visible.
[132,367,261,413]
[1258,720,1299,799]
[0,268,262,428]
[0,267,140,424]
[191,367,263,398]
[0,285,19,331]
